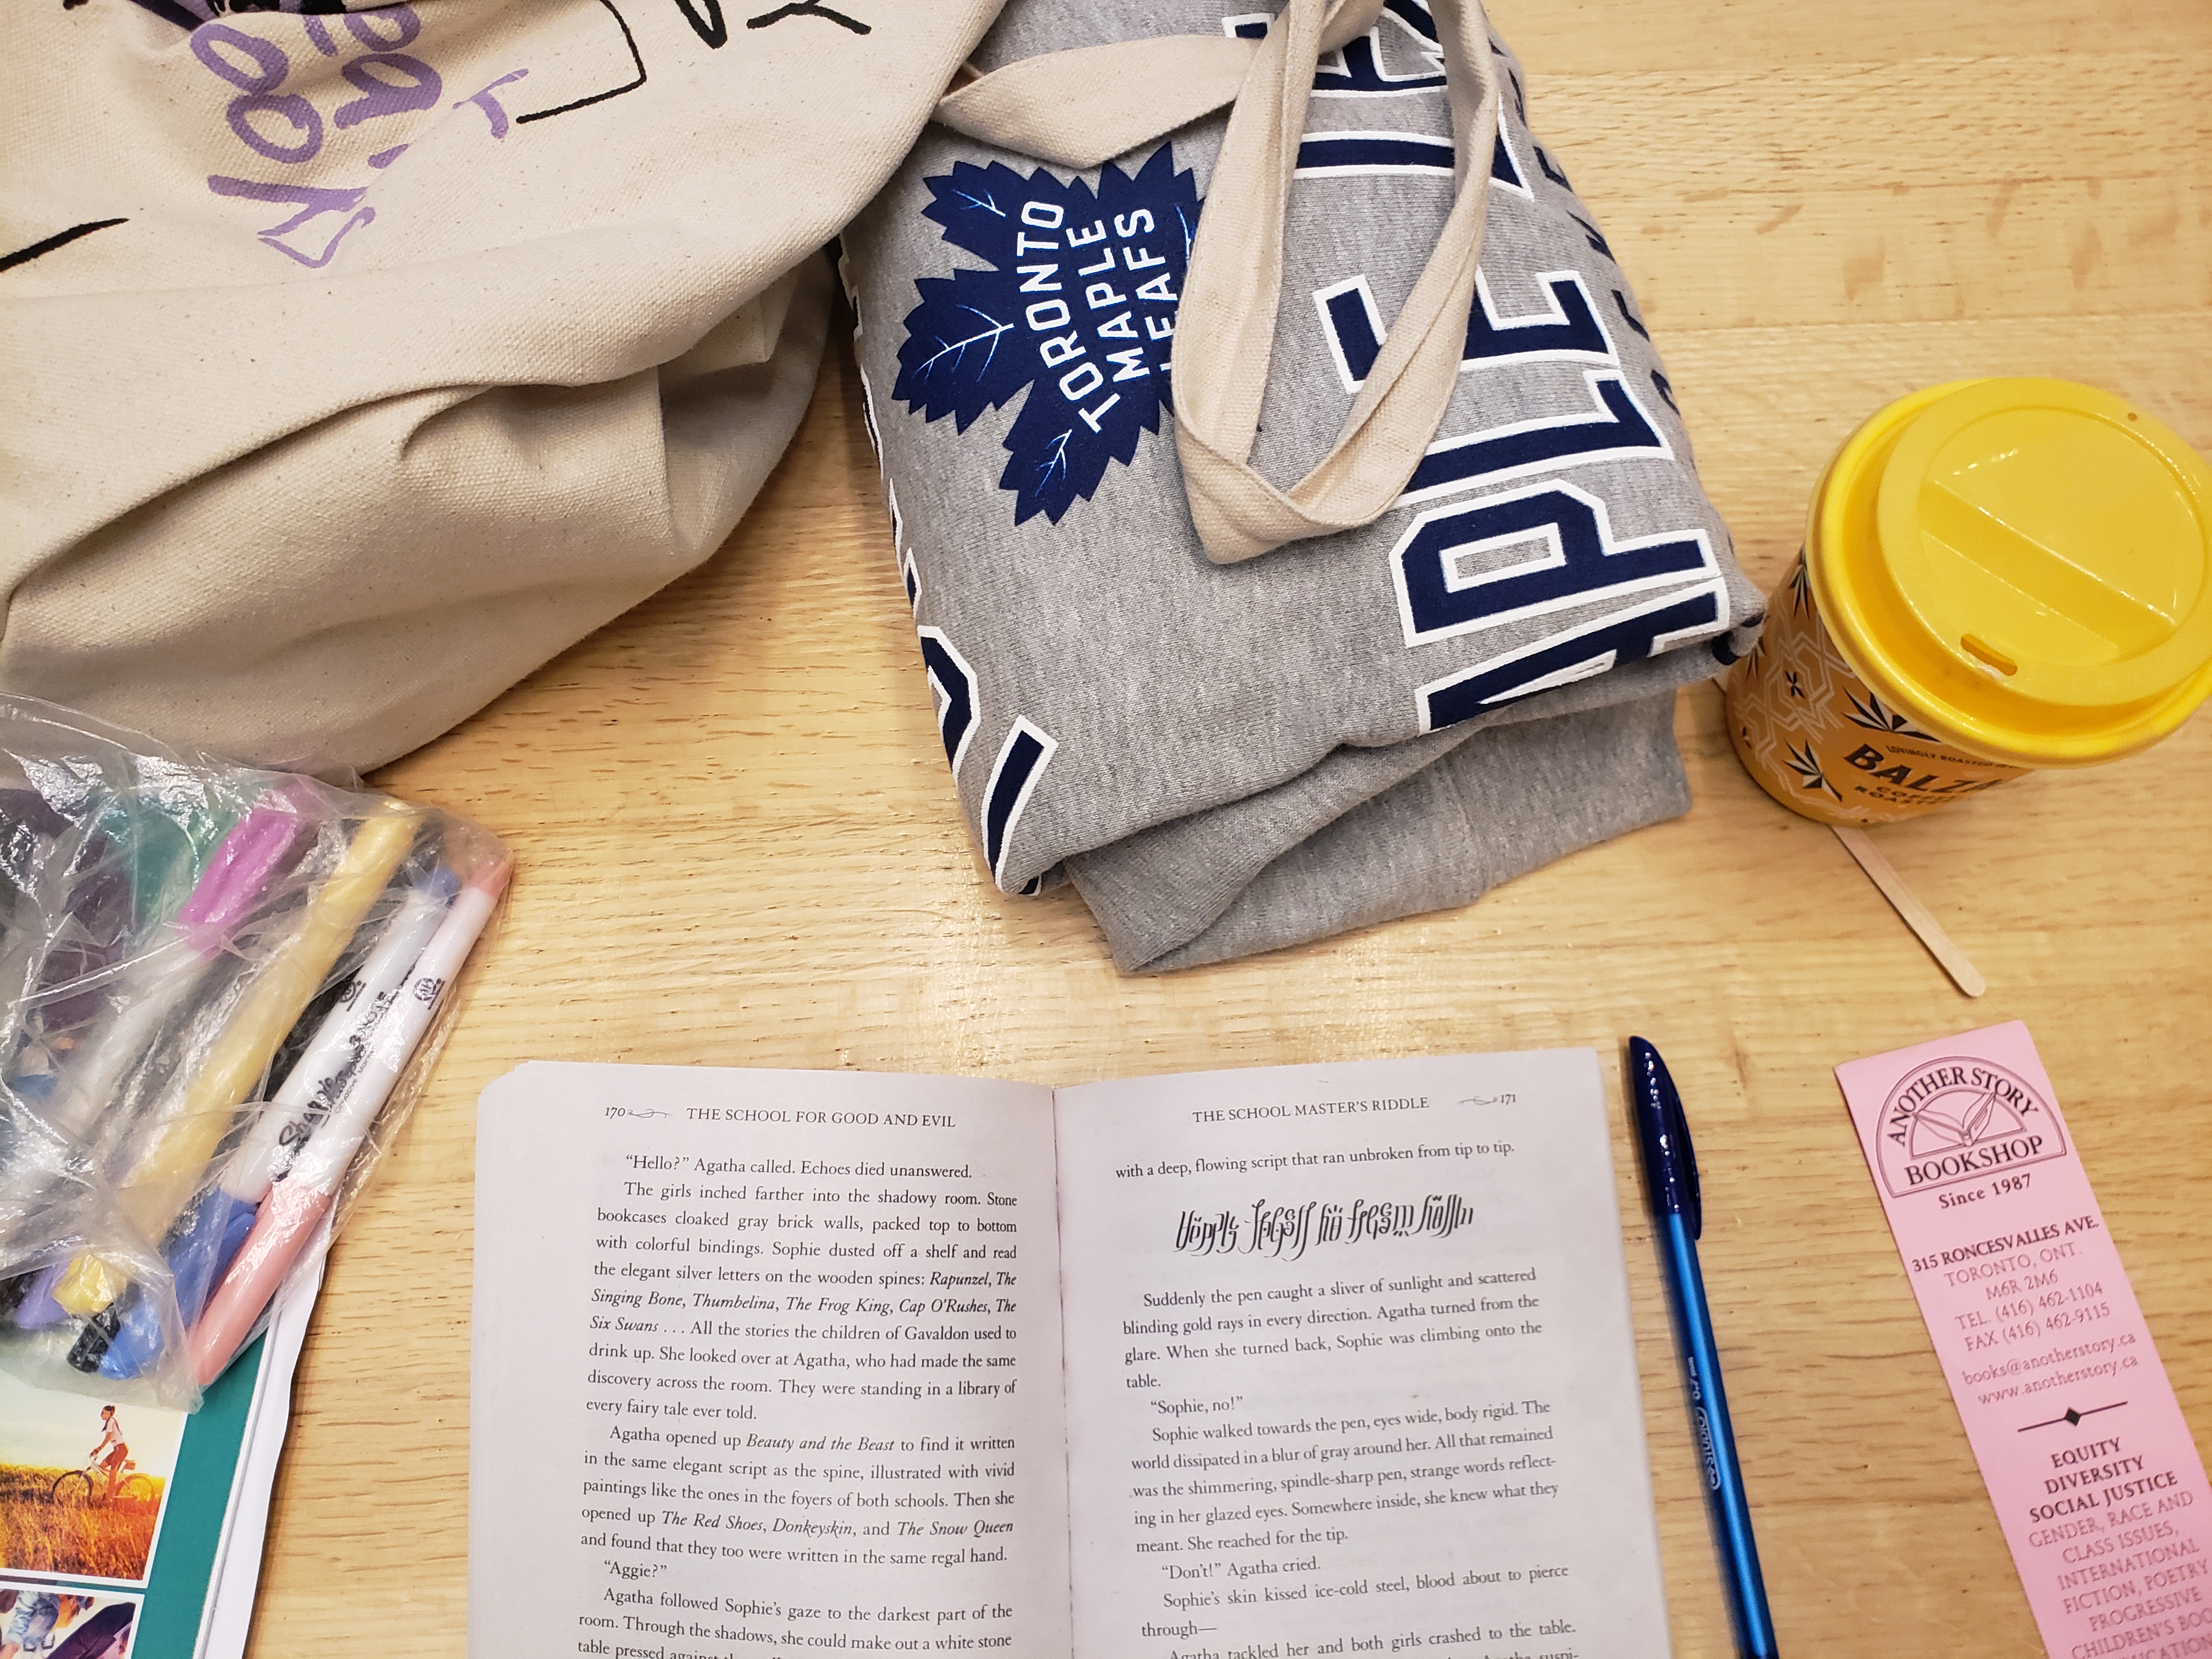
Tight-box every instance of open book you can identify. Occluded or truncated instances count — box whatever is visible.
[471,1052,1670,1659]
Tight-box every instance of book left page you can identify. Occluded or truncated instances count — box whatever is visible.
[471,1064,1070,1658]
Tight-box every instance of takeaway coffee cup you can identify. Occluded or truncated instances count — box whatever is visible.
[1726,378,2212,825]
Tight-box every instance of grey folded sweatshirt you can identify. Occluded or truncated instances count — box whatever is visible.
[839,0,1763,970]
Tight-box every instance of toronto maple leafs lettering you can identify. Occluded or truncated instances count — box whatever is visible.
[1390,482,1714,648]
[1280,37,1730,734]
[892,149,1200,524]
[981,719,1057,891]
[1314,268,1615,392]
[1401,371,1670,504]
[855,363,884,461]
[917,627,979,775]
[1460,269,1612,364]
[1226,1,1448,94]
[1418,584,1728,732]
[1294,133,1454,177]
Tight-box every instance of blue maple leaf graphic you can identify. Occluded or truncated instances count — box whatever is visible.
[893,149,1201,525]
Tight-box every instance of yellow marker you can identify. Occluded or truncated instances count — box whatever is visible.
[54,811,418,1318]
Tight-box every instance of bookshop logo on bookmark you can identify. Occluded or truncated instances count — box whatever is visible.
[1875,1057,2068,1198]
[892,150,1198,525]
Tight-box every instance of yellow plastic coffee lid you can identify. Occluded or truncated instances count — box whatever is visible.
[1814,378,2212,767]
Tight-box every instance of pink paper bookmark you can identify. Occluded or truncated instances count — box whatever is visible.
[1836,1022,2212,1659]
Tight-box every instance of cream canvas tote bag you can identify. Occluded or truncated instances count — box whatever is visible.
[2,0,1002,770]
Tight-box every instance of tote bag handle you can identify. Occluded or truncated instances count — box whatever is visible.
[936,0,1500,563]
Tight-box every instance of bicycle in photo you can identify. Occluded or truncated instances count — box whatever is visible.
[49,1456,154,1508]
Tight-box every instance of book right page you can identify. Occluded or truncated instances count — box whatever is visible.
[1055,1049,1668,1659]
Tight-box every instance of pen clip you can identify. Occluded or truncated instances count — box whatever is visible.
[1664,1071,1703,1241]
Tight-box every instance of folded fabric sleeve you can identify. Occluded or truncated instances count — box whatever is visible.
[841,0,1764,969]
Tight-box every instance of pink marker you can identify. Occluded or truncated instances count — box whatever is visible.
[187,860,511,1385]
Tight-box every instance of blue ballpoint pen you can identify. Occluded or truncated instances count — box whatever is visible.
[1627,1036,1780,1659]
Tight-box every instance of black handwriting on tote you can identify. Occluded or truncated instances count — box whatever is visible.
[1,219,128,275]
[673,0,727,46]
[518,0,871,125]
[747,2,870,32]
[116,0,869,134]
[515,0,647,123]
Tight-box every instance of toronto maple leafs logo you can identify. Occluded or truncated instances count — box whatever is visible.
[892,149,1200,525]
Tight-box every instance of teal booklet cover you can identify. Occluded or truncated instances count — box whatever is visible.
[0,1272,316,1659]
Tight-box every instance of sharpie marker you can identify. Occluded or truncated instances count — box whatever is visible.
[188,859,510,1385]
[52,810,418,1322]
[92,866,460,1378]
[208,869,460,1265]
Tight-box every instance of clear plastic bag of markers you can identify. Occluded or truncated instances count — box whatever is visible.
[0,695,510,1410]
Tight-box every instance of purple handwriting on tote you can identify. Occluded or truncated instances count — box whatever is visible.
[193,7,527,269]
[454,70,533,140]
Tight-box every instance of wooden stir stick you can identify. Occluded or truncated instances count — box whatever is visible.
[1831,826,1987,997]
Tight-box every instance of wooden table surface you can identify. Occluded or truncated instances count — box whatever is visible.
[253,1,2212,1652]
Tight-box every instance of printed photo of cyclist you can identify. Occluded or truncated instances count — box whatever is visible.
[0,1369,184,1584]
